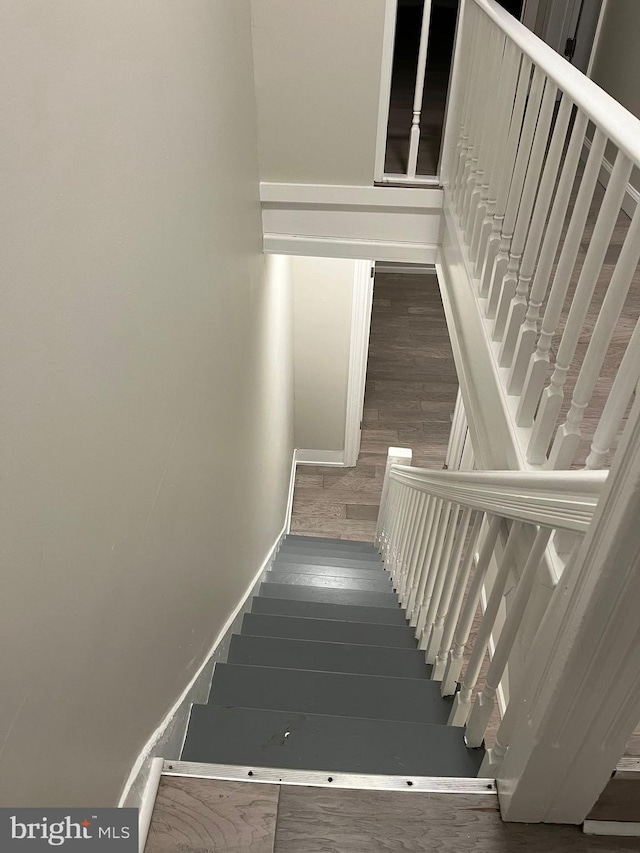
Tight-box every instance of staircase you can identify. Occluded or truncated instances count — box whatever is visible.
[182,534,484,778]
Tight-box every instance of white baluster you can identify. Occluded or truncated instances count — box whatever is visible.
[452,5,481,207]
[396,489,419,586]
[417,504,460,645]
[442,515,502,697]
[518,127,607,431]
[479,55,531,299]
[509,108,588,399]
[448,521,522,726]
[459,14,492,228]
[412,501,453,629]
[464,527,553,747]
[464,24,505,252]
[495,79,559,356]
[424,507,473,663]
[548,203,640,469]
[433,513,483,681]
[586,320,640,470]
[407,0,433,179]
[407,497,442,616]
[530,152,633,466]
[486,66,544,321]
[471,39,518,269]
[399,491,427,597]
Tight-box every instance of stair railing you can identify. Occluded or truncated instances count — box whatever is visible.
[376,447,606,764]
[440,0,640,471]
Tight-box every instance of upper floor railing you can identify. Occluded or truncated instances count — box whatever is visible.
[440,0,640,472]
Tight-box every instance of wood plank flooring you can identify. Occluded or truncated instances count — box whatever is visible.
[147,777,640,852]
[290,272,457,542]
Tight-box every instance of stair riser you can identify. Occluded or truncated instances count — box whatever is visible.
[285,535,377,553]
[241,613,417,648]
[271,562,389,581]
[266,571,392,593]
[227,634,429,679]
[251,597,408,626]
[258,583,400,609]
[209,664,451,724]
[278,551,383,568]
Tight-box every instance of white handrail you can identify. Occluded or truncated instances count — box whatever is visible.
[472,0,640,168]
[389,465,606,532]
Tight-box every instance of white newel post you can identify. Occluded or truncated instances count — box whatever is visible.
[376,447,412,550]
[498,395,640,824]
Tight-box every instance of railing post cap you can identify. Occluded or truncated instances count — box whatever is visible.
[387,447,413,464]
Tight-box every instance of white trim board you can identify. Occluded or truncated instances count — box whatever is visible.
[583,821,640,838]
[375,262,436,274]
[260,182,442,265]
[344,261,375,467]
[582,136,639,219]
[295,449,346,467]
[118,453,297,811]
[264,234,438,264]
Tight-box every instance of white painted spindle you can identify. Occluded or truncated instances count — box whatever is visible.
[417,504,460,645]
[407,0,433,179]
[529,151,633,465]
[442,515,502,697]
[464,526,553,747]
[548,203,640,469]
[448,520,522,726]
[432,512,483,681]
[509,108,588,400]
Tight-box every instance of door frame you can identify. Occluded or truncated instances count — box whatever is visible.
[344,260,375,466]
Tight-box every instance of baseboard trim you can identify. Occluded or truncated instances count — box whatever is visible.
[583,821,640,837]
[295,448,346,466]
[118,521,289,811]
[263,233,439,264]
[375,263,437,274]
[582,137,639,219]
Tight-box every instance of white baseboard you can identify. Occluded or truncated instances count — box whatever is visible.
[583,821,640,837]
[118,505,293,812]
[295,448,346,466]
[582,137,639,219]
[375,263,437,274]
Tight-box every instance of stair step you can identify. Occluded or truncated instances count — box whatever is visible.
[227,635,428,679]
[182,706,484,777]
[209,664,453,724]
[278,550,383,568]
[266,571,392,593]
[285,535,377,553]
[251,597,408,626]
[241,612,417,648]
[271,562,388,581]
[258,582,400,609]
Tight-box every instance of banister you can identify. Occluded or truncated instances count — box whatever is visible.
[471,0,640,168]
[388,466,607,532]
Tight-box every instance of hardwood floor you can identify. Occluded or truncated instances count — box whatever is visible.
[147,777,640,852]
[145,776,279,853]
[290,271,457,542]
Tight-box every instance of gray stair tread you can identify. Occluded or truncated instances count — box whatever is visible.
[227,635,429,679]
[259,583,400,609]
[241,613,417,648]
[182,706,484,777]
[210,664,452,724]
[251,597,408,626]
[285,536,377,553]
[278,551,383,568]
[267,571,392,593]
[271,562,388,581]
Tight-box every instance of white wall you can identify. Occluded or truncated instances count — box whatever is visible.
[0,1,294,807]
[292,257,356,453]
[250,0,387,186]
[590,0,640,194]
